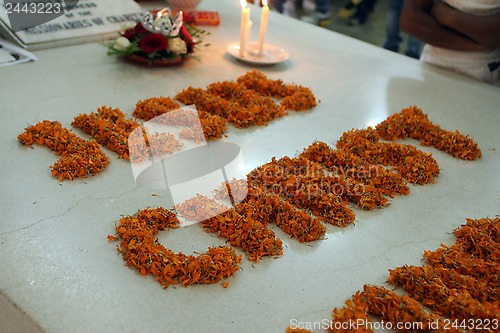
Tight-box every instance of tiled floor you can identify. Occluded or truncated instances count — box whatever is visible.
[277,0,394,54]
[324,0,388,49]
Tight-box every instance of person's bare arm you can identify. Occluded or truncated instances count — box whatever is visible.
[431,2,500,47]
[401,0,490,52]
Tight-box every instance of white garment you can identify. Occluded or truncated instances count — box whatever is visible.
[443,0,500,15]
[421,0,500,86]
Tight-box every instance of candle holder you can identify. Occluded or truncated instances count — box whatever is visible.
[227,41,289,65]
[232,0,286,65]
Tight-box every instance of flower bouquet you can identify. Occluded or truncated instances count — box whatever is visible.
[107,8,204,66]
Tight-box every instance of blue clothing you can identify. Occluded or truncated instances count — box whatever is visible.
[273,0,286,13]
[383,0,421,58]
[314,0,330,15]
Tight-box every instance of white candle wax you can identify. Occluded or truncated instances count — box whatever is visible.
[246,20,252,53]
[239,0,250,57]
[258,0,269,55]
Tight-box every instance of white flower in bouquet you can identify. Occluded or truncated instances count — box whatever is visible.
[169,37,188,55]
[113,36,131,50]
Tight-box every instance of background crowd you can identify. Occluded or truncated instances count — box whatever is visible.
[270,0,500,86]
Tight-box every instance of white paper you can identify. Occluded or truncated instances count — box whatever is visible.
[0,38,37,66]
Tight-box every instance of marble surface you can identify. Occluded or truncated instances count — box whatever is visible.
[1,1,499,333]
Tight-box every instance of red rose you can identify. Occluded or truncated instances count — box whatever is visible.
[122,27,135,41]
[122,22,148,41]
[133,22,148,35]
[138,33,169,54]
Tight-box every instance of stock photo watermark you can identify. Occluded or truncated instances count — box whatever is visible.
[128,105,247,226]
[289,318,500,331]
[127,105,383,227]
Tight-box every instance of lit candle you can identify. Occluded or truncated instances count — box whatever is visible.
[258,0,269,55]
[239,0,250,57]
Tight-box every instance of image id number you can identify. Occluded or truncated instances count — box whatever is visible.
[5,2,62,14]
[443,318,499,331]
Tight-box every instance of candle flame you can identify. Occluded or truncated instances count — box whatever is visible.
[262,0,268,6]
[240,0,247,8]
